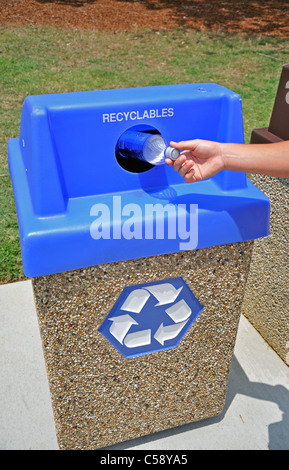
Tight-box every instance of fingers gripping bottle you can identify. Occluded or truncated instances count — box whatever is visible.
[117,130,180,166]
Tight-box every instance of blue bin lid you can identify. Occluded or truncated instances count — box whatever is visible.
[8,83,270,277]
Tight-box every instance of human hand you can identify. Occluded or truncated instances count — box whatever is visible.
[165,139,225,183]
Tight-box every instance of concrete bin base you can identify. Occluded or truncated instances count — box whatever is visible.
[32,241,253,450]
[242,175,289,366]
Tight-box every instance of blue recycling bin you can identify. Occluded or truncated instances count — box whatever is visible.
[8,83,269,278]
[8,84,270,449]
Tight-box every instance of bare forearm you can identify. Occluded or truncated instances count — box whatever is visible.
[221,141,289,178]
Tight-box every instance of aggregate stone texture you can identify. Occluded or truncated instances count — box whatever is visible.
[242,175,289,366]
[32,241,253,450]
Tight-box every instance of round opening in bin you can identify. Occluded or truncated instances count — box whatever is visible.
[115,125,164,173]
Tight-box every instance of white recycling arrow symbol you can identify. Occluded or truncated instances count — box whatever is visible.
[153,300,192,346]
[153,320,188,346]
[120,288,150,313]
[108,282,192,350]
[146,283,183,306]
[109,314,138,344]
[165,299,192,323]
[124,329,151,348]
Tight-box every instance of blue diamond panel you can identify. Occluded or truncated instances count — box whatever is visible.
[98,277,203,358]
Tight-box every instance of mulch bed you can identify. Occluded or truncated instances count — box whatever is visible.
[1,0,289,37]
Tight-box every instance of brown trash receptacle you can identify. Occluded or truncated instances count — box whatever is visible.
[243,64,289,367]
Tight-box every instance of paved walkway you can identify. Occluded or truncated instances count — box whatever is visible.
[1,280,289,450]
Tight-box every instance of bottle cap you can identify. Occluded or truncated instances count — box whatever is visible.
[165,146,180,160]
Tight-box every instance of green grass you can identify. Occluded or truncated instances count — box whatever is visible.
[0,24,288,283]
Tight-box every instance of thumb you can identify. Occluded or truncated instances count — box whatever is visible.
[170,139,201,151]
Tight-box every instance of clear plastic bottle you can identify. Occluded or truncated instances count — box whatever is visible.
[117,130,179,166]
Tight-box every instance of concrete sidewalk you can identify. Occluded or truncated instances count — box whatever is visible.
[1,280,289,450]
